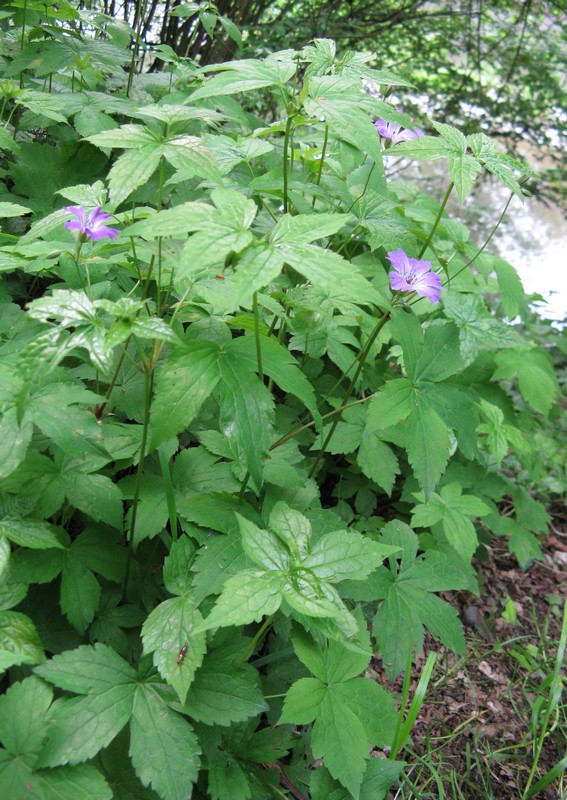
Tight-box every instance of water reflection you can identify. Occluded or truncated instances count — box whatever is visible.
[469,186,567,323]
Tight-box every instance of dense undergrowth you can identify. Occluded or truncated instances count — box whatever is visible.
[0,4,565,799]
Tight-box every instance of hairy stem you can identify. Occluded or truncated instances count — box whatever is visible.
[311,123,329,207]
[418,180,454,258]
[253,291,264,381]
[283,113,294,214]
[122,357,153,597]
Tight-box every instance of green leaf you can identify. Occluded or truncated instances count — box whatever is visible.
[30,391,108,461]
[37,685,136,767]
[177,492,259,534]
[389,135,453,159]
[283,574,353,631]
[218,352,274,489]
[221,244,284,310]
[450,154,482,202]
[173,445,239,498]
[150,341,220,449]
[366,379,413,431]
[311,758,406,800]
[279,677,327,724]
[176,190,257,283]
[189,58,296,100]
[129,685,201,800]
[412,322,465,382]
[63,470,123,530]
[432,122,467,154]
[108,147,162,208]
[493,347,558,415]
[86,124,156,150]
[0,517,64,550]
[269,502,312,560]
[125,202,213,238]
[183,649,267,725]
[218,14,242,45]
[198,570,286,630]
[163,135,221,182]
[190,533,247,605]
[443,292,525,361]
[281,629,396,797]
[163,537,197,595]
[491,256,527,318]
[0,537,9,582]
[371,521,468,678]
[0,752,41,798]
[357,434,400,495]
[229,334,319,420]
[302,530,392,582]
[406,400,451,497]
[413,590,465,654]
[92,730,161,800]
[69,528,127,584]
[411,484,490,561]
[479,153,524,198]
[0,610,45,671]
[36,764,112,800]
[0,675,52,759]
[35,643,137,695]
[0,201,32,217]
[278,242,387,307]
[237,514,290,571]
[313,691,369,796]
[304,76,385,165]
[0,408,33,480]
[141,595,207,704]
[270,213,353,245]
[60,559,101,634]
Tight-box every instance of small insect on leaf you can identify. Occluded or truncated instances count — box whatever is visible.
[177,643,189,665]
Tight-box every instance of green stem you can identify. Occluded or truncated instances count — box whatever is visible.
[158,445,178,542]
[239,471,250,499]
[312,123,329,207]
[345,159,374,214]
[95,345,129,419]
[240,615,273,664]
[418,181,454,259]
[271,396,373,451]
[253,291,263,381]
[283,113,294,214]
[308,310,390,479]
[122,366,153,598]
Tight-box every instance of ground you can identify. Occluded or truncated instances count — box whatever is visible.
[371,508,567,799]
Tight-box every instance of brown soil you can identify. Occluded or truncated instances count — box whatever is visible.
[373,513,567,799]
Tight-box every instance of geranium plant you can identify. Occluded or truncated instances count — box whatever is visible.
[0,12,559,800]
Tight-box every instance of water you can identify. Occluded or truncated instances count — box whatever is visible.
[472,187,567,323]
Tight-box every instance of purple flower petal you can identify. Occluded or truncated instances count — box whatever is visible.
[64,205,119,240]
[387,248,443,304]
[375,115,425,146]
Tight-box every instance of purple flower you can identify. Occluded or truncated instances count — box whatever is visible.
[64,206,119,241]
[374,116,424,146]
[387,248,443,304]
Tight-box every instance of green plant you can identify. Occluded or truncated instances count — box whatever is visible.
[0,8,561,799]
